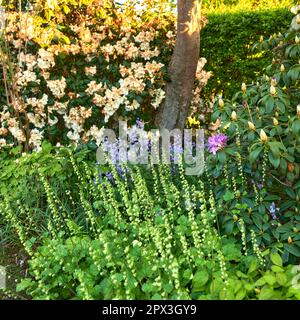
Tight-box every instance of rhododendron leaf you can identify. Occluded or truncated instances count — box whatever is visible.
[249,146,263,163]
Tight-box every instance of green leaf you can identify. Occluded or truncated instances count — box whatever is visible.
[271,265,284,273]
[247,259,258,274]
[268,141,284,158]
[255,277,266,286]
[284,244,300,257]
[287,64,300,81]
[258,287,275,300]
[163,283,174,293]
[151,293,162,299]
[280,158,287,171]
[217,151,227,163]
[223,190,235,202]
[222,243,242,261]
[192,270,209,290]
[236,271,248,279]
[209,278,224,294]
[285,188,296,199]
[265,96,275,112]
[291,119,300,134]
[178,215,188,226]
[263,274,276,286]
[270,252,283,267]
[252,214,263,229]
[269,151,280,169]
[249,146,263,163]
[235,288,247,300]
[276,273,287,286]
[142,283,155,293]
[16,279,33,292]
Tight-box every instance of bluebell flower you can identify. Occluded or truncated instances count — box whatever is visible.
[116,165,124,176]
[169,140,183,163]
[116,164,130,179]
[251,179,263,190]
[257,183,264,190]
[269,202,279,220]
[135,118,144,130]
[105,171,114,184]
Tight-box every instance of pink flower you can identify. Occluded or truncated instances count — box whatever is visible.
[207,133,228,155]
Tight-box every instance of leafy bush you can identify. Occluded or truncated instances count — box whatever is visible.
[0,150,233,299]
[0,1,173,149]
[0,0,211,151]
[209,7,300,185]
[204,7,300,264]
[16,235,300,300]
[0,144,298,299]
[203,0,292,13]
[201,8,293,98]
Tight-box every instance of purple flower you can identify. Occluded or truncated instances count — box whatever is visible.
[251,179,264,190]
[116,164,130,179]
[116,165,124,176]
[128,126,140,146]
[105,171,114,184]
[135,118,144,130]
[207,133,228,155]
[269,202,279,220]
[170,141,183,162]
[257,183,264,190]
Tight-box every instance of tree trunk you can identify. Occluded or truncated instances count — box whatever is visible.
[155,0,202,130]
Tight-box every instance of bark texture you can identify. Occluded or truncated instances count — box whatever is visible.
[155,0,202,130]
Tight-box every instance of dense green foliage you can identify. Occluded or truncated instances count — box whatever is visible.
[206,11,300,264]
[201,9,293,98]
[0,142,298,299]
[17,235,300,300]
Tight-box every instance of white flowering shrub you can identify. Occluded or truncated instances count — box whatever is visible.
[0,0,211,151]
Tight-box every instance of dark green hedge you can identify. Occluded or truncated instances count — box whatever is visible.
[201,8,293,98]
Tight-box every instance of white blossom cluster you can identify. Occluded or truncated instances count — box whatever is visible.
[0,8,209,150]
[47,77,67,99]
